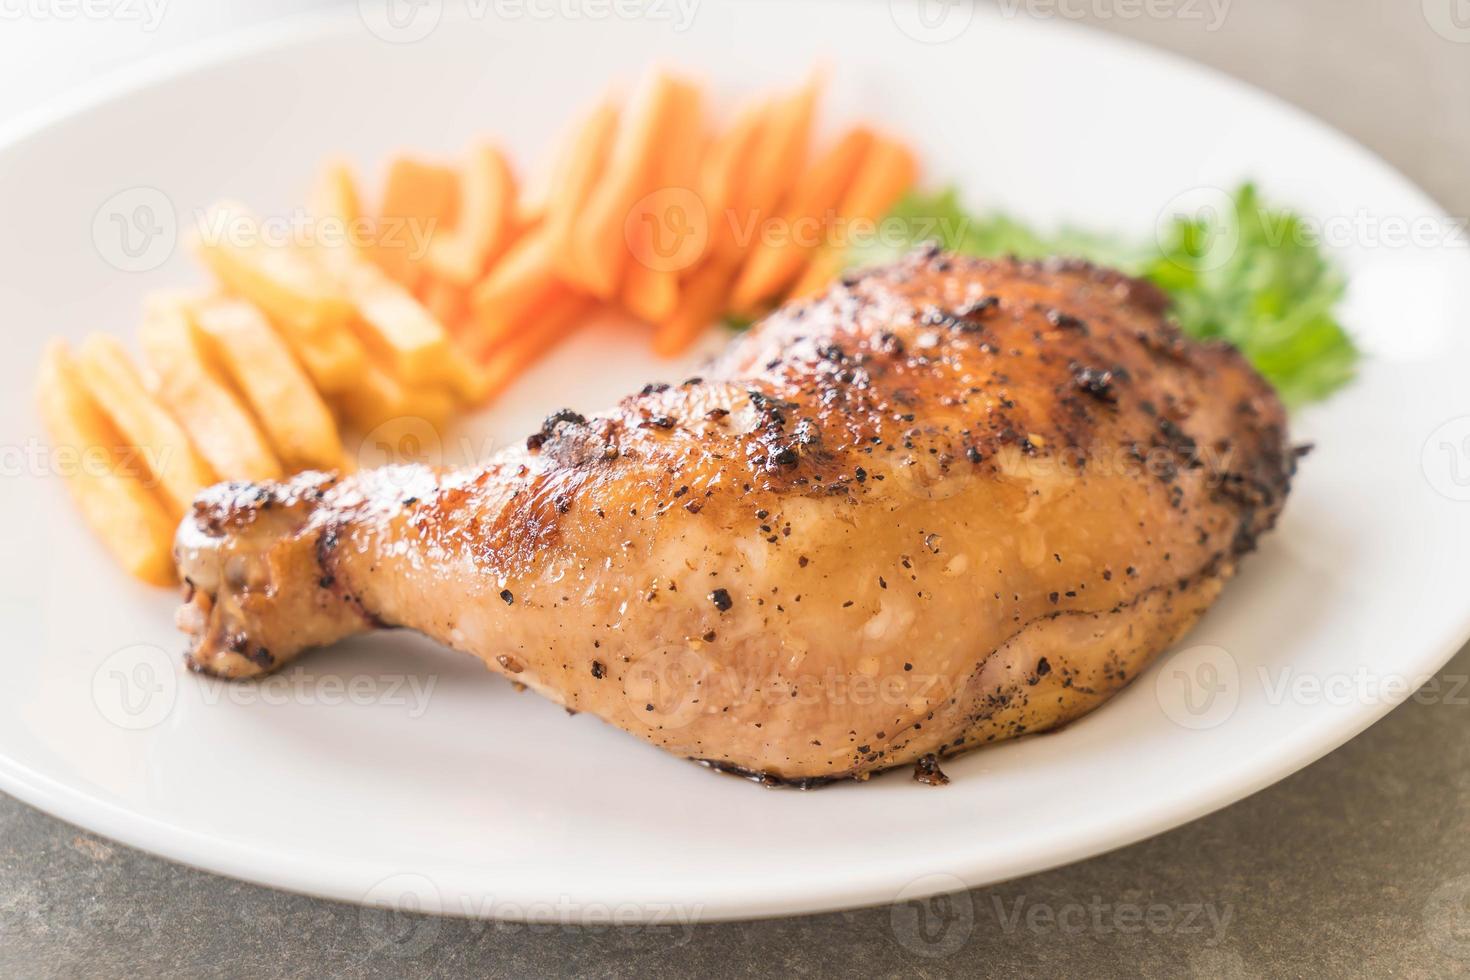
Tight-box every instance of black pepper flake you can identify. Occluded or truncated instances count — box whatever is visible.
[965,446,983,464]
[1046,309,1088,333]
[591,660,606,679]
[500,589,514,605]
[709,588,733,612]
[1048,591,1059,604]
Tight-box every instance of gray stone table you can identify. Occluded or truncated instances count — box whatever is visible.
[2,1,1467,976]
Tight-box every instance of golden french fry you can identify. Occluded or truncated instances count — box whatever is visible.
[187,297,345,471]
[312,254,452,386]
[332,357,413,434]
[139,296,284,482]
[75,333,215,517]
[191,201,355,338]
[37,340,176,585]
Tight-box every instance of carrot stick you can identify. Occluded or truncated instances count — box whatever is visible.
[728,73,821,256]
[652,256,740,358]
[729,125,874,313]
[372,157,460,289]
[479,290,595,399]
[621,80,706,323]
[464,224,562,359]
[698,102,769,263]
[545,99,620,278]
[791,136,919,299]
[425,144,517,286]
[567,71,686,299]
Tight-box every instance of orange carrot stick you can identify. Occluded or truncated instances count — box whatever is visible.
[621,79,706,323]
[425,144,517,286]
[545,99,621,277]
[728,73,821,256]
[479,290,595,398]
[567,71,686,299]
[791,136,919,299]
[698,102,770,263]
[464,225,562,359]
[729,125,874,313]
[653,256,740,358]
[372,157,460,289]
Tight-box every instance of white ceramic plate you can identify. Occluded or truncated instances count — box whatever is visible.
[2,1,1469,924]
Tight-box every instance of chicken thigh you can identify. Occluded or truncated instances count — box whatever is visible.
[175,249,1295,785]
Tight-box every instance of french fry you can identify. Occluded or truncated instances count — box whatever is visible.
[373,157,460,290]
[37,340,177,585]
[333,358,411,434]
[545,99,621,283]
[332,357,454,433]
[187,297,345,471]
[313,255,451,386]
[480,290,595,400]
[791,137,919,298]
[192,202,355,338]
[310,159,364,238]
[280,313,370,395]
[729,126,874,313]
[139,296,284,482]
[621,80,706,324]
[465,225,562,359]
[75,333,215,517]
[425,144,516,286]
[567,72,687,298]
[653,256,740,358]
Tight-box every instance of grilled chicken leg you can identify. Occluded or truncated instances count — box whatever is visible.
[175,250,1295,785]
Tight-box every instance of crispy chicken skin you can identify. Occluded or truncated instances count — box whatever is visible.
[174,250,1295,785]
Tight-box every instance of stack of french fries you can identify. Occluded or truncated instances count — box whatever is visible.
[37,66,918,585]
